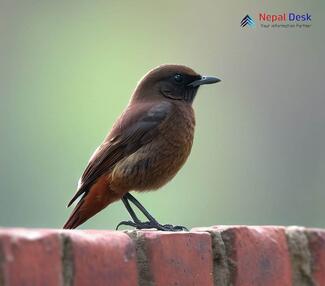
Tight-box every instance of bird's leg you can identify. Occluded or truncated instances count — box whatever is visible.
[122,197,142,223]
[116,195,150,230]
[123,193,158,223]
[116,193,188,231]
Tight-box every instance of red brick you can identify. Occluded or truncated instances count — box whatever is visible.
[63,230,138,286]
[216,226,292,286]
[306,229,325,285]
[0,228,62,286]
[137,231,214,286]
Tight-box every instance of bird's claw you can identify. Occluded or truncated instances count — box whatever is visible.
[116,220,188,232]
[161,224,189,231]
[116,220,137,230]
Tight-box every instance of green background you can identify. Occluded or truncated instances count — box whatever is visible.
[1,1,324,229]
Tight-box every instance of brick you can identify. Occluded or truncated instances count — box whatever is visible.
[192,227,230,286]
[0,228,62,286]
[212,226,292,286]
[306,228,325,285]
[1,226,325,286]
[131,231,214,286]
[62,230,138,286]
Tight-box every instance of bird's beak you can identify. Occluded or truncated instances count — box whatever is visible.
[187,76,221,87]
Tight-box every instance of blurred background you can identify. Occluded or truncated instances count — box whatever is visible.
[1,0,324,229]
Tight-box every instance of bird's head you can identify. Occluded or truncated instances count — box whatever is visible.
[132,64,220,104]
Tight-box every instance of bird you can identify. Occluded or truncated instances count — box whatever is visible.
[63,64,220,230]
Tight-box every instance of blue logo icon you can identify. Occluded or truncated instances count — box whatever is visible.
[241,15,255,27]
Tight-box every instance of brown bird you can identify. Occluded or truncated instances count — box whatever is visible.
[63,64,220,230]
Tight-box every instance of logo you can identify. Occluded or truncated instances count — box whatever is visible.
[240,15,255,27]
[259,12,311,22]
[258,12,312,28]
[240,12,312,29]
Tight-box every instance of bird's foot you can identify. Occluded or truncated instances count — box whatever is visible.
[116,220,188,232]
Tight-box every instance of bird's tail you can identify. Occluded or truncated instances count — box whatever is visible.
[63,175,120,229]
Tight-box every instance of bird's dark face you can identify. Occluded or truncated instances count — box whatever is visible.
[132,64,221,104]
[158,72,202,103]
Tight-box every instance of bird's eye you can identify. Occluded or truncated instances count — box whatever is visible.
[173,74,183,83]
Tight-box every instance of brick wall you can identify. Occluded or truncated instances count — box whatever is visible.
[0,226,324,286]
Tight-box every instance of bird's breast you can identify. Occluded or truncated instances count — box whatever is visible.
[111,104,195,192]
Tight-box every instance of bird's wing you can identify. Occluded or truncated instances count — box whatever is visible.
[67,100,172,207]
